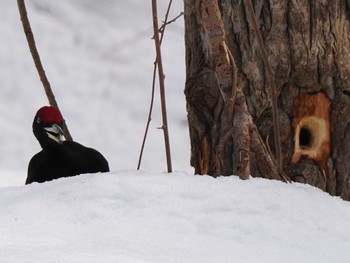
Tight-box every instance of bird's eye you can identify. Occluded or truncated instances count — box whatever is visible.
[36,117,41,124]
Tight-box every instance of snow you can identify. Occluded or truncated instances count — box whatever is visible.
[1,172,350,262]
[1,0,350,262]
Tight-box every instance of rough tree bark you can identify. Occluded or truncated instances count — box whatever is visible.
[184,0,350,200]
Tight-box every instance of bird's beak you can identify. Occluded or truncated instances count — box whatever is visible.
[44,124,65,144]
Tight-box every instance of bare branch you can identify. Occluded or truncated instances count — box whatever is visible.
[17,0,73,141]
[159,12,184,33]
[243,0,282,168]
[138,0,173,172]
[151,0,172,172]
[137,61,157,170]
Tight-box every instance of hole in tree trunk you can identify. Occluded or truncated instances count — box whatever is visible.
[291,92,331,181]
[299,127,312,148]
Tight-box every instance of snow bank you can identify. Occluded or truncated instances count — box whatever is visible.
[0,171,349,263]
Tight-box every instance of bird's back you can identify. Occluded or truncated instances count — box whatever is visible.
[26,141,109,184]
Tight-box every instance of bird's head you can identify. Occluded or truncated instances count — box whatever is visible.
[33,106,65,147]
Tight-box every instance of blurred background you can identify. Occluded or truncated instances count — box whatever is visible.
[0,0,191,186]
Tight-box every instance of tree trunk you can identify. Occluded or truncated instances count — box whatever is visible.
[184,0,350,200]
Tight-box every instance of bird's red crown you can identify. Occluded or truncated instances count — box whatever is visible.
[36,106,63,124]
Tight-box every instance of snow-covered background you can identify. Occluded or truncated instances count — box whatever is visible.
[1,0,189,183]
[1,1,350,262]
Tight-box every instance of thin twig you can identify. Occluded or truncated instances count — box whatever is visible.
[159,12,184,33]
[265,135,292,183]
[137,0,173,171]
[215,48,237,164]
[138,0,173,172]
[226,47,238,125]
[152,0,172,172]
[160,0,174,43]
[137,61,158,170]
[17,0,73,141]
[243,0,282,168]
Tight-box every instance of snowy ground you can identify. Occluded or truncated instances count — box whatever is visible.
[1,1,350,262]
[1,171,350,263]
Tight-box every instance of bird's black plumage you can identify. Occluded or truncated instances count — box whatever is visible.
[26,106,109,184]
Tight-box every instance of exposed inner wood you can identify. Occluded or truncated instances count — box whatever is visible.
[291,93,330,181]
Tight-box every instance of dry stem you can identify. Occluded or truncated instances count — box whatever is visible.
[244,0,282,168]
[17,0,73,141]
